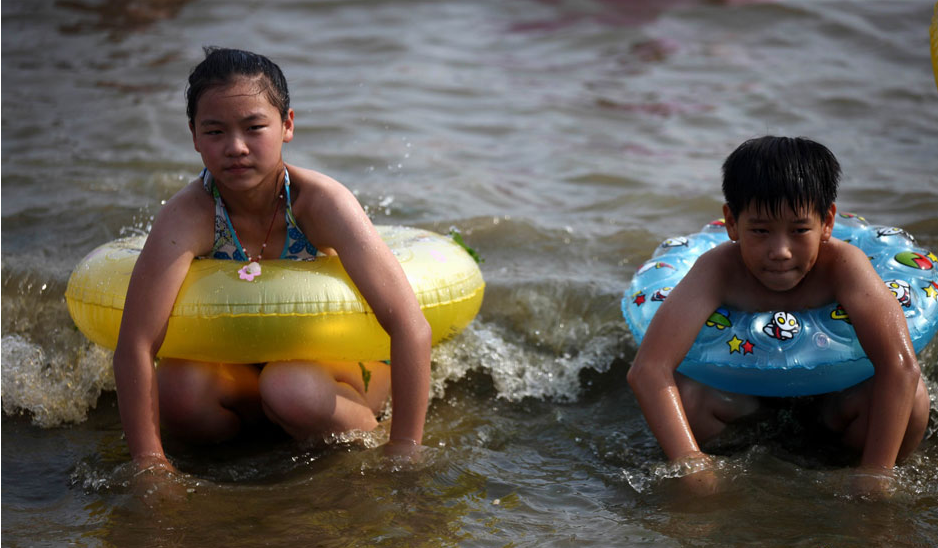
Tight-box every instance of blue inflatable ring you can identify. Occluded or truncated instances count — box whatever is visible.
[622,213,938,396]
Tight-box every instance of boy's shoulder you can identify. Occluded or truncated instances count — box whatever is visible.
[817,237,881,287]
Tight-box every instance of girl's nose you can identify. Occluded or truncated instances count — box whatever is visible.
[225,136,249,156]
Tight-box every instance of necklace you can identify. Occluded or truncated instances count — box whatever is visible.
[231,180,284,263]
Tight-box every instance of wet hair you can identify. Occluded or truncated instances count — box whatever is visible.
[185,47,290,125]
[722,136,840,220]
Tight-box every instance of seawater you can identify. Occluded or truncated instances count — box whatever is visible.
[3,0,938,546]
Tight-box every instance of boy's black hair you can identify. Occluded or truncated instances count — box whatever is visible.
[722,136,840,220]
[186,47,290,125]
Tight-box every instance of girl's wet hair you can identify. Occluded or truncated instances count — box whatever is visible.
[186,47,290,125]
[722,136,840,220]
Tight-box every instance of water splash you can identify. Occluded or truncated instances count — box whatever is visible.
[431,318,626,403]
[1,335,114,427]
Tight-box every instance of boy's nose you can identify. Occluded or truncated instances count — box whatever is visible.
[768,237,793,260]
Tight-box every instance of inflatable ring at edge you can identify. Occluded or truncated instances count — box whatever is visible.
[931,1,938,93]
[622,213,938,397]
[66,226,485,364]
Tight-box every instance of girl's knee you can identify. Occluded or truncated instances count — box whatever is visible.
[157,360,212,422]
[258,361,379,439]
[156,360,261,441]
[259,362,336,427]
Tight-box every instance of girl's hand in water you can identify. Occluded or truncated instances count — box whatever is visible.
[131,455,189,507]
[383,438,424,460]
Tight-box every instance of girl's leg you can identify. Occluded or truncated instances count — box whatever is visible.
[258,360,391,441]
[156,359,266,443]
[675,372,761,443]
[821,376,930,462]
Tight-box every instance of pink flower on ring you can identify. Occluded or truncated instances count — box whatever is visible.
[238,261,262,281]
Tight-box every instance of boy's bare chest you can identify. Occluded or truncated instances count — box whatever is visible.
[722,265,837,312]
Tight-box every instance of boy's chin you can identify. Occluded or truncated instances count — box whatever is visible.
[757,272,804,292]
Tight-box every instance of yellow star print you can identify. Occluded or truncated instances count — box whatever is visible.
[727,335,743,353]
[924,283,938,300]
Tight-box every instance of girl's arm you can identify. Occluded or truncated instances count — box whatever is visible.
[292,168,432,447]
[834,245,922,471]
[113,185,209,467]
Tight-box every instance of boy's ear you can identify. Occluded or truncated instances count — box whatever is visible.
[821,203,836,242]
[723,204,739,241]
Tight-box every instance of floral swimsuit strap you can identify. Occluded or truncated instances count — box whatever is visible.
[201,167,318,261]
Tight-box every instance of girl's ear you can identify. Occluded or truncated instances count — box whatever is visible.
[821,203,836,242]
[190,121,200,152]
[723,203,739,241]
[282,109,295,143]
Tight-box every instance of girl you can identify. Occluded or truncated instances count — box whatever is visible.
[114,48,431,474]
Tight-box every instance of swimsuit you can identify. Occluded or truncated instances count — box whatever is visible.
[201,167,318,261]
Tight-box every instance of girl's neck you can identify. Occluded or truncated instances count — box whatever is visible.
[216,162,286,217]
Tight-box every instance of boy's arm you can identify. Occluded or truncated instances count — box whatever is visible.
[293,169,432,449]
[627,250,727,462]
[835,245,922,470]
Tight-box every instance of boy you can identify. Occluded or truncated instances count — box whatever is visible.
[627,136,930,494]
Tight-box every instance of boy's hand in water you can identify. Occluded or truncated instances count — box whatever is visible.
[675,452,725,497]
[849,465,897,499]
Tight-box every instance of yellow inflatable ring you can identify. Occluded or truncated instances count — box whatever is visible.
[65,226,485,363]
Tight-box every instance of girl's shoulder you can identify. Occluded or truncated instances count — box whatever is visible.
[286,165,358,211]
[146,177,216,253]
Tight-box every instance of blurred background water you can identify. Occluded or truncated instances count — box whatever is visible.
[3,0,938,546]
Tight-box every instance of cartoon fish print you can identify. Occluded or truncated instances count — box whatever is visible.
[885,279,912,308]
[706,308,732,330]
[636,261,674,276]
[838,212,867,223]
[651,287,672,302]
[877,227,915,242]
[830,304,851,324]
[660,237,689,248]
[763,311,800,341]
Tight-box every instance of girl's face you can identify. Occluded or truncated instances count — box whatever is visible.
[724,202,835,292]
[190,77,294,191]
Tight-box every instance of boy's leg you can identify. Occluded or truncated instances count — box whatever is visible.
[675,373,761,443]
[821,376,930,462]
[258,360,391,441]
[156,359,266,443]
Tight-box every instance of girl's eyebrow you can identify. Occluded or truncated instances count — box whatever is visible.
[198,113,270,127]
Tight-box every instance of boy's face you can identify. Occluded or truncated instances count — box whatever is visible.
[723,202,835,292]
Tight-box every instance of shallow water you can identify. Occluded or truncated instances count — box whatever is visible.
[3,0,938,546]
